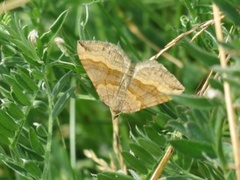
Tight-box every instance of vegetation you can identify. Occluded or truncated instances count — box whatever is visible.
[0,0,239,179]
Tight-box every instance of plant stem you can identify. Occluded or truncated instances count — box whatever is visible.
[111,110,126,173]
[212,4,240,180]
[70,78,76,169]
[42,74,54,179]
[150,145,174,180]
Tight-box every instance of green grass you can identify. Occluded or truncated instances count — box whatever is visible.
[0,0,240,179]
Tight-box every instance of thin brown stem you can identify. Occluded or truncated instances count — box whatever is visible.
[148,16,224,62]
[111,110,127,173]
[212,4,240,179]
[125,20,183,68]
[150,145,174,180]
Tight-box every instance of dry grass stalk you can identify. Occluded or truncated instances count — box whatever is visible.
[212,4,240,180]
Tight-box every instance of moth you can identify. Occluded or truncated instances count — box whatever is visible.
[77,41,184,114]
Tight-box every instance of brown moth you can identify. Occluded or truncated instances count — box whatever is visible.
[77,41,184,114]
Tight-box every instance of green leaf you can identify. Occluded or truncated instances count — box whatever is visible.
[223,76,240,88]
[12,72,33,92]
[212,0,240,26]
[28,127,45,155]
[31,69,44,80]
[0,122,15,138]
[160,175,196,180]
[155,111,173,128]
[191,109,210,125]
[129,143,156,167]
[172,94,216,109]
[19,69,39,91]
[50,61,77,71]
[4,161,28,178]
[175,106,189,122]
[2,56,25,67]
[18,143,45,162]
[181,0,197,19]
[4,102,24,119]
[167,120,186,135]
[36,37,44,57]
[187,122,212,142]
[52,71,72,97]
[98,172,134,180]
[138,138,162,157]
[0,86,12,100]
[35,124,48,138]
[0,132,11,145]
[209,78,223,91]
[0,109,17,131]
[198,161,225,180]
[122,151,148,174]
[0,146,7,157]
[182,40,219,67]
[182,63,206,92]
[40,10,69,43]
[23,160,42,178]
[50,9,69,34]
[212,65,240,75]
[52,87,75,120]
[144,126,166,146]
[170,139,216,159]
[3,74,23,91]
[32,100,48,113]
[218,41,238,52]
[40,31,52,44]
[12,84,31,106]
[22,52,42,67]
